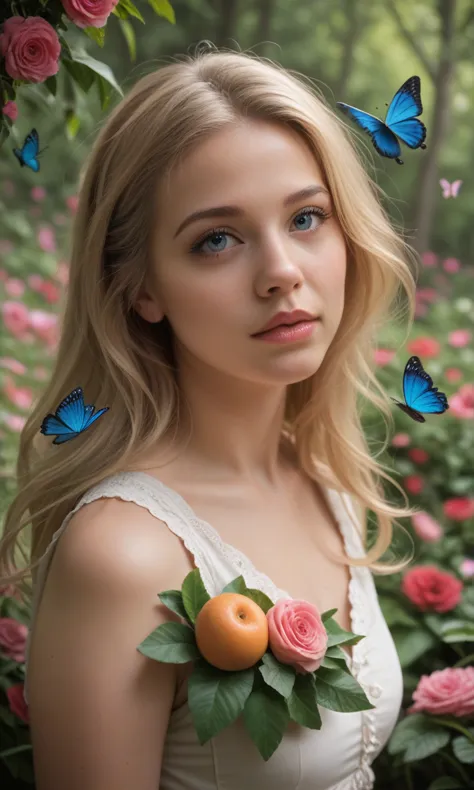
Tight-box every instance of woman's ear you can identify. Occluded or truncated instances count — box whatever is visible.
[134,293,164,323]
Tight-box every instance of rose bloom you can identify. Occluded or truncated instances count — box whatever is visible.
[448,329,471,348]
[37,225,56,253]
[40,279,61,304]
[0,16,61,82]
[4,413,27,432]
[415,301,428,318]
[445,367,462,383]
[406,337,441,359]
[29,309,59,347]
[5,277,25,297]
[408,448,429,464]
[404,475,424,495]
[411,511,443,543]
[443,257,461,273]
[421,251,437,268]
[6,683,29,723]
[450,384,474,420]
[0,617,28,662]
[3,376,33,410]
[0,357,26,375]
[460,558,474,579]
[267,599,328,673]
[31,185,46,202]
[443,497,474,521]
[1,300,30,337]
[2,100,18,121]
[416,288,438,303]
[374,348,395,366]
[391,433,411,448]
[61,0,118,28]
[409,667,474,718]
[402,565,463,613]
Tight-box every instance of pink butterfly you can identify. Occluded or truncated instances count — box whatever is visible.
[440,178,462,198]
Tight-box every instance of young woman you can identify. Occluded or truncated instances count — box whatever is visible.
[0,47,415,790]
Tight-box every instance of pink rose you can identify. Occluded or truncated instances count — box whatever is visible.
[421,251,437,268]
[411,512,443,543]
[391,433,411,448]
[443,497,474,521]
[408,448,429,464]
[2,100,18,120]
[460,559,474,579]
[1,300,30,338]
[0,16,61,83]
[450,385,474,420]
[449,329,471,348]
[374,348,395,366]
[5,277,25,297]
[403,475,424,495]
[267,599,328,673]
[66,194,79,213]
[416,288,438,303]
[29,309,59,347]
[0,617,28,662]
[409,667,474,718]
[407,337,441,359]
[31,185,46,202]
[61,0,118,29]
[3,376,33,410]
[443,257,461,273]
[5,413,27,432]
[402,565,463,613]
[37,225,56,253]
[6,682,29,723]
[445,367,462,383]
[0,357,26,375]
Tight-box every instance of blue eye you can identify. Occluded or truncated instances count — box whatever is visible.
[189,207,330,257]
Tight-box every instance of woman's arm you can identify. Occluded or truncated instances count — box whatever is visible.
[27,497,190,790]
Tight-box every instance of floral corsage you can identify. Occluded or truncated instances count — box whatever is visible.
[137,569,374,760]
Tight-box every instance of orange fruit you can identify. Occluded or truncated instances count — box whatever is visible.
[195,592,269,671]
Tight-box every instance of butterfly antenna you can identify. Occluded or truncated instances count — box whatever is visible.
[38,145,49,157]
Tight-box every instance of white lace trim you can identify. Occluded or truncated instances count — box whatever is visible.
[27,472,382,789]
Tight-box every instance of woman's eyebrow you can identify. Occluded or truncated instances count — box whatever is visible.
[173,184,329,239]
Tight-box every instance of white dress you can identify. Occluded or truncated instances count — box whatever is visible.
[23,471,403,790]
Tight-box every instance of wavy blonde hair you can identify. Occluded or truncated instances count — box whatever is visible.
[0,47,416,604]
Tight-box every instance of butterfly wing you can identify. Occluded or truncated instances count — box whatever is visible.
[54,387,88,432]
[40,413,75,437]
[336,103,401,159]
[402,356,449,415]
[19,129,40,172]
[451,179,462,197]
[385,76,426,150]
[83,406,109,431]
[440,178,451,198]
[391,399,426,423]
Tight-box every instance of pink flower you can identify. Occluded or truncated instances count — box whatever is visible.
[408,448,429,464]
[374,348,395,366]
[4,413,27,432]
[411,511,443,543]
[0,357,26,375]
[402,565,463,613]
[450,384,474,420]
[55,261,69,285]
[0,16,61,83]
[404,475,424,495]
[421,251,437,268]
[460,559,474,579]
[409,667,474,718]
[6,683,29,723]
[0,617,28,662]
[392,433,411,448]
[4,376,33,410]
[443,497,474,521]
[66,194,79,213]
[445,367,462,383]
[407,337,441,359]
[27,273,44,292]
[414,301,428,318]
[61,0,118,29]
[1,300,30,337]
[29,309,59,347]
[267,599,328,674]
[443,257,461,273]
[449,329,471,348]
[4,277,25,297]
[37,225,56,253]
[40,279,61,304]
[31,185,46,202]
[2,100,18,121]
[416,288,438,303]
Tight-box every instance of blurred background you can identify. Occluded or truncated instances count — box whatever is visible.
[1,1,473,788]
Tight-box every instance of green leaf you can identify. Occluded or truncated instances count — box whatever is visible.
[114,0,145,22]
[0,744,33,759]
[148,0,176,23]
[388,714,434,755]
[259,652,296,698]
[243,679,290,760]
[287,673,322,729]
[65,111,81,140]
[325,645,349,661]
[324,616,364,649]
[321,655,351,673]
[379,596,418,628]
[403,728,450,763]
[69,50,123,97]
[452,732,474,764]
[392,628,437,668]
[83,26,106,46]
[44,75,57,96]
[315,667,374,713]
[119,18,136,61]
[440,620,474,643]
[181,568,211,623]
[188,659,254,743]
[222,575,247,594]
[244,588,275,614]
[62,58,95,93]
[428,778,463,789]
[158,589,190,623]
[321,608,338,622]
[137,622,200,663]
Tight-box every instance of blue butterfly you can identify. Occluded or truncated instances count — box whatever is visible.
[392,356,449,423]
[40,387,109,444]
[13,128,45,172]
[337,76,427,165]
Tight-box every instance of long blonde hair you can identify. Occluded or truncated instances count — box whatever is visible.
[0,47,416,604]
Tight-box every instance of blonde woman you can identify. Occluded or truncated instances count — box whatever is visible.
[0,47,415,790]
